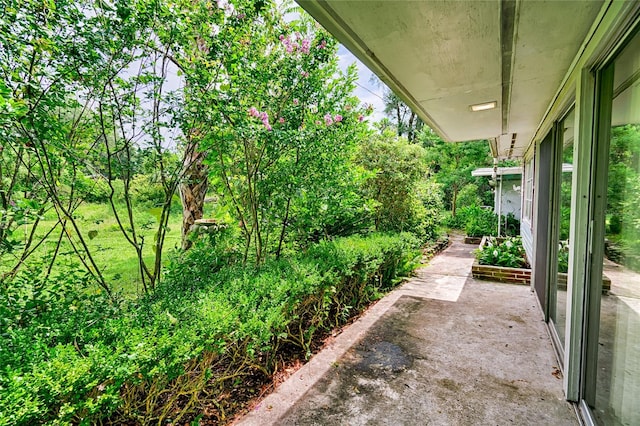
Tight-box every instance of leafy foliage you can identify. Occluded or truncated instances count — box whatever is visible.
[475,236,528,268]
[558,240,569,274]
[605,124,640,271]
[357,131,443,241]
[0,1,445,424]
[0,233,419,425]
[419,128,492,216]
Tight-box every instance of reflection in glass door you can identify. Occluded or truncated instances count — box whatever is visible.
[549,109,575,351]
[585,29,640,426]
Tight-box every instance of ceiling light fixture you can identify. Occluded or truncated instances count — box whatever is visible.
[470,101,497,112]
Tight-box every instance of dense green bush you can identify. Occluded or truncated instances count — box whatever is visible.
[502,212,520,237]
[0,232,420,425]
[455,183,481,212]
[71,172,112,203]
[558,240,569,273]
[129,174,168,207]
[461,206,498,237]
[444,205,520,238]
[357,131,442,241]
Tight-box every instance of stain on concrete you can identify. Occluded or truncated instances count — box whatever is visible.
[353,340,412,376]
[240,237,578,426]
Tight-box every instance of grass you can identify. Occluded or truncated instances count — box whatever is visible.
[5,201,183,296]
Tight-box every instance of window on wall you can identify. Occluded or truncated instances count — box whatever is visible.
[522,157,534,226]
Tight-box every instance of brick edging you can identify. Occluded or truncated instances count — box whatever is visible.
[471,262,530,285]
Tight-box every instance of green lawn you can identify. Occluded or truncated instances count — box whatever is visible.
[9,202,183,296]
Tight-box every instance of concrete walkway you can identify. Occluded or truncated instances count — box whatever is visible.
[238,236,578,426]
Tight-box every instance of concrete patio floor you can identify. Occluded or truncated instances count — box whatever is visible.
[237,236,578,426]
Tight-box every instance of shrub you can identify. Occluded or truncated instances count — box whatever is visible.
[475,236,528,268]
[129,174,169,207]
[502,212,520,237]
[74,172,112,203]
[462,206,498,237]
[455,183,481,212]
[558,240,569,273]
[357,132,442,242]
[0,232,420,425]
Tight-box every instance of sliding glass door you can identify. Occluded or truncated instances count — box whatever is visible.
[583,28,640,426]
[548,108,575,354]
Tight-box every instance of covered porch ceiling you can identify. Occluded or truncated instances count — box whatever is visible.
[297,0,605,158]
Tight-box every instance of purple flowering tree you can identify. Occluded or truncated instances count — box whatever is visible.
[190,11,371,263]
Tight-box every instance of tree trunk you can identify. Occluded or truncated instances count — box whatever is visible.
[179,144,209,250]
[408,112,416,141]
[451,185,459,217]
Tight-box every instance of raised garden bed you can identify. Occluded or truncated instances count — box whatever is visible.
[472,261,531,285]
[556,271,611,293]
[472,236,611,292]
[464,236,482,245]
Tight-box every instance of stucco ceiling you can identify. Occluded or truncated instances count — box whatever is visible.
[297,0,605,158]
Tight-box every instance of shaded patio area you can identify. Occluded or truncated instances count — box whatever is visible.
[238,236,578,425]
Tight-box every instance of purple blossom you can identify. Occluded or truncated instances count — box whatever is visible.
[278,117,285,124]
[293,98,299,105]
[317,40,327,49]
[301,71,309,78]
[315,120,322,126]
[260,112,271,130]
[279,34,285,41]
[324,113,333,126]
[358,114,364,122]
[300,39,311,54]
[248,107,259,117]
[281,35,299,54]
[334,114,343,122]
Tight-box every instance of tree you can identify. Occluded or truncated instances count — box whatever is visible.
[195,12,370,263]
[419,127,492,216]
[370,75,423,141]
[357,129,443,239]
[0,0,221,292]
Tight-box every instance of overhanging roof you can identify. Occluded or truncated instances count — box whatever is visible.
[472,167,523,177]
[297,0,605,158]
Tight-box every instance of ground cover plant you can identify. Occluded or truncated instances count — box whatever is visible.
[475,236,528,269]
[0,232,420,425]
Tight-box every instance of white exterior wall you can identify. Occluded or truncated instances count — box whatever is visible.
[494,176,522,219]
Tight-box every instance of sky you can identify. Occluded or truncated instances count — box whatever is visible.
[336,45,388,123]
[279,0,388,123]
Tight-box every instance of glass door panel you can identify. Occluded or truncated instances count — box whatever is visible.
[590,30,640,426]
[550,109,575,349]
